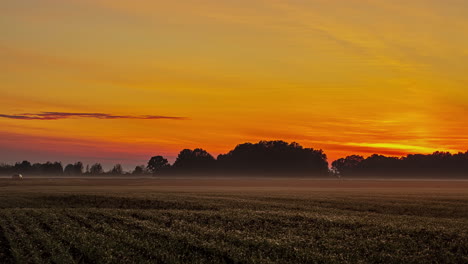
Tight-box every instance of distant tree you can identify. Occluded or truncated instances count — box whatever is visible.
[64,162,84,175]
[110,164,124,175]
[360,154,400,177]
[147,156,170,175]
[0,163,13,176]
[73,162,84,175]
[132,165,146,175]
[64,164,74,175]
[90,163,104,175]
[401,151,459,177]
[19,161,63,175]
[217,141,329,177]
[331,155,365,177]
[32,163,43,174]
[14,160,32,174]
[172,149,215,174]
[49,162,63,175]
[331,151,468,178]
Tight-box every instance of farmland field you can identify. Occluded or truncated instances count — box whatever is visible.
[0,178,467,263]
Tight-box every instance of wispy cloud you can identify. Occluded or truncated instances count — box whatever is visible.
[0,112,188,121]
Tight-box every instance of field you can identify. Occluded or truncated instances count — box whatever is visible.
[0,178,467,263]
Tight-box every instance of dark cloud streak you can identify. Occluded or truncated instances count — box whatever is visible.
[0,112,188,121]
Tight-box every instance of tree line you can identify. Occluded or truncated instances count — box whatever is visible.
[1,140,467,178]
[147,141,329,176]
[0,161,126,176]
[332,151,468,178]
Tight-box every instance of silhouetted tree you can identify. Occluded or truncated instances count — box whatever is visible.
[64,162,84,175]
[172,149,215,175]
[332,155,365,177]
[11,161,63,175]
[45,162,63,175]
[147,156,170,175]
[132,165,146,175]
[0,163,14,175]
[217,141,329,177]
[74,162,84,175]
[90,163,104,175]
[14,160,32,175]
[64,164,74,175]
[332,151,468,178]
[110,164,124,175]
[32,163,42,174]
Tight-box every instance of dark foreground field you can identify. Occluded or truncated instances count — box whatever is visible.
[0,178,467,263]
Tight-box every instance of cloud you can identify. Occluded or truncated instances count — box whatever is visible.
[0,112,188,121]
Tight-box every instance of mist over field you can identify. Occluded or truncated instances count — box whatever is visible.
[2,141,468,181]
[0,178,467,263]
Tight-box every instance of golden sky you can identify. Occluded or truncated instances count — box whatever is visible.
[1,0,468,169]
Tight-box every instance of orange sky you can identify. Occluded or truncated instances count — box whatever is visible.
[1,0,468,169]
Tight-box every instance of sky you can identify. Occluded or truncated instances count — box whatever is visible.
[1,0,468,170]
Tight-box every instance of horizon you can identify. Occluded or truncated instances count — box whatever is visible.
[2,1,468,170]
[1,139,467,172]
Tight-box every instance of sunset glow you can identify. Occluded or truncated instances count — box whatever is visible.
[2,0,468,168]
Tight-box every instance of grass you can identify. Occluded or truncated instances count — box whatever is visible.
[0,178,467,263]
